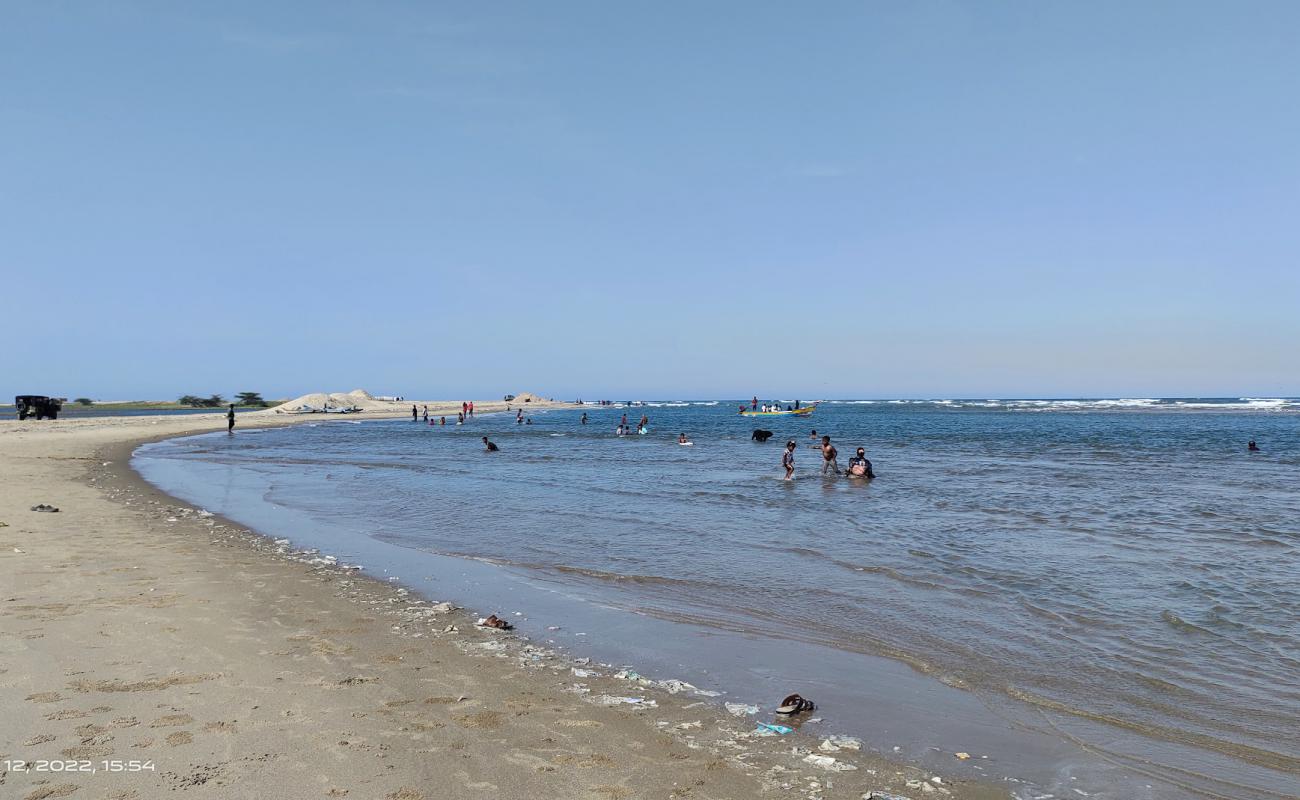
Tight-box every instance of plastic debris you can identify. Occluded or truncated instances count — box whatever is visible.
[592,695,656,707]
[754,722,793,735]
[955,752,971,760]
[30,504,59,513]
[803,753,857,771]
[572,668,600,678]
[820,735,863,752]
[725,702,759,717]
[865,793,913,800]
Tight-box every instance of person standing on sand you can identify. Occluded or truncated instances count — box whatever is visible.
[227,404,236,434]
[782,440,796,480]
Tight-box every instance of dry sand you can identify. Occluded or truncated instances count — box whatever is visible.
[0,408,1007,800]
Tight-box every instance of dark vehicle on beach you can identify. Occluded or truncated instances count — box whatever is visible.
[15,395,64,420]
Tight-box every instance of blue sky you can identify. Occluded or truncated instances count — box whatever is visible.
[2,1,1297,400]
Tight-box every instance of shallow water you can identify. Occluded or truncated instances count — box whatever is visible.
[135,399,1300,799]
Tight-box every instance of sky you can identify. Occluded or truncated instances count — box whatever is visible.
[2,1,1298,401]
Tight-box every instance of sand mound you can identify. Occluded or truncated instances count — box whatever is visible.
[513,392,545,403]
[273,390,400,414]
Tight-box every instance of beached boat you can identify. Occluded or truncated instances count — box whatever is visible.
[739,405,816,417]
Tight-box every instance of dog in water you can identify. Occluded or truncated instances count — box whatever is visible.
[751,429,774,442]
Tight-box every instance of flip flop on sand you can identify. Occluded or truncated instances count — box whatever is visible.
[478,614,513,630]
[775,693,816,715]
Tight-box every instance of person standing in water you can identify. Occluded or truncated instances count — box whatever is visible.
[1248,440,1261,452]
[469,401,474,417]
[422,405,428,422]
[819,435,840,475]
[752,396,758,411]
[481,436,499,452]
[782,440,796,480]
[412,404,418,421]
[227,404,236,434]
[580,412,588,425]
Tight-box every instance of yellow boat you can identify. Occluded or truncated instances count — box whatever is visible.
[739,404,816,417]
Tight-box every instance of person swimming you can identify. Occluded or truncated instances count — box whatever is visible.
[1248,440,1261,452]
[481,436,499,452]
[678,433,691,445]
[847,448,874,478]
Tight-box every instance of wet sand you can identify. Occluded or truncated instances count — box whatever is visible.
[0,408,1005,800]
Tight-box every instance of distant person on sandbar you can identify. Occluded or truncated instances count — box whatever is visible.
[1248,440,1261,452]
[481,436,499,452]
[227,404,236,434]
[820,435,840,475]
[782,440,796,480]
[847,448,875,479]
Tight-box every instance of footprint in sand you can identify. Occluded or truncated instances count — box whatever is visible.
[23,784,79,800]
[149,714,194,727]
[165,731,194,746]
[25,691,64,703]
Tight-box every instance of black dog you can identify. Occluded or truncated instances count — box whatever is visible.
[751,429,774,442]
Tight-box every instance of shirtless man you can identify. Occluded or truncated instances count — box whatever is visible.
[782,440,796,480]
[481,436,499,452]
[819,435,840,475]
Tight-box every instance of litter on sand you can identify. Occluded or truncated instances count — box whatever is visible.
[477,614,513,630]
[803,753,857,771]
[776,693,816,714]
[725,702,759,716]
[821,736,863,751]
[754,722,793,735]
[592,695,657,707]
[30,504,59,513]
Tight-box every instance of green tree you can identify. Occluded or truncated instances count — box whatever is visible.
[73,398,94,406]
[203,394,226,408]
[236,392,266,407]
[178,395,205,407]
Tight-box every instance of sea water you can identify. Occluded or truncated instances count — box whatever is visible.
[135,399,1300,799]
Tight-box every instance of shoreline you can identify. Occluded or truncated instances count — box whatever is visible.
[1,409,1005,800]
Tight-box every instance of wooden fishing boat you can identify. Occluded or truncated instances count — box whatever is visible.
[739,404,816,417]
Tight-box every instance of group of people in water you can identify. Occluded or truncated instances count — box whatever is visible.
[475,409,875,482]
[780,431,873,481]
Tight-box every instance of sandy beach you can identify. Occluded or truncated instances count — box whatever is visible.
[0,406,1004,800]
